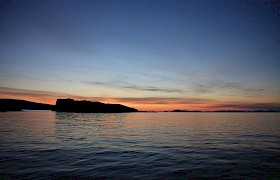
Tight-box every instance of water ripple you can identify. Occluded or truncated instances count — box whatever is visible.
[0,112,280,179]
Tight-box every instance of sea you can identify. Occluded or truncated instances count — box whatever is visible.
[0,111,279,179]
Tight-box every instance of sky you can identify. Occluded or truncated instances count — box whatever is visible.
[0,0,280,111]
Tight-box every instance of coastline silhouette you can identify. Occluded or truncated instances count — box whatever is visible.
[1,98,279,112]
[0,98,138,113]
[0,99,54,112]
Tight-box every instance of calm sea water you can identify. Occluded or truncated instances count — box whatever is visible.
[0,111,279,179]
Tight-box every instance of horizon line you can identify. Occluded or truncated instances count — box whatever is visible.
[1,98,280,113]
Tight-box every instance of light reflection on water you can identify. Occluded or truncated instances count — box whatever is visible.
[0,111,280,179]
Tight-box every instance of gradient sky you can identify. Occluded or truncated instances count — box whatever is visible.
[0,0,280,111]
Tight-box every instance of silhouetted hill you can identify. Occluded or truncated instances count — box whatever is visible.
[55,98,138,113]
[0,99,54,111]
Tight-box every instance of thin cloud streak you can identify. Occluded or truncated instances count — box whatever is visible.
[0,86,84,104]
[84,81,188,94]
[0,87,74,97]
[208,103,280,110]
[193,81,266,96]
[102,97,215,105]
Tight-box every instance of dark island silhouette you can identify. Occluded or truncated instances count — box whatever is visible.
[0,98,138,113]
[0,99,54,112]
[55,98,138,113]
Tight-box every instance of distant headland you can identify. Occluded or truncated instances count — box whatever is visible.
[168,109,201,112]
[0,99,54,112]
[166,109,280,113]
[0,98,138,113]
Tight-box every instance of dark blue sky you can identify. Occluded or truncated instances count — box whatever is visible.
[0,0,280,110]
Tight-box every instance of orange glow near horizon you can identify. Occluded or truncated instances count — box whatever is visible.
[0,92,57,105]
[1,91,279,112]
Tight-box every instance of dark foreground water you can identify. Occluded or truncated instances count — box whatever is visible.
[0,111,279,179]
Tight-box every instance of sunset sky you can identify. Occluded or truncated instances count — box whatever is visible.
[0,0,280,111]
